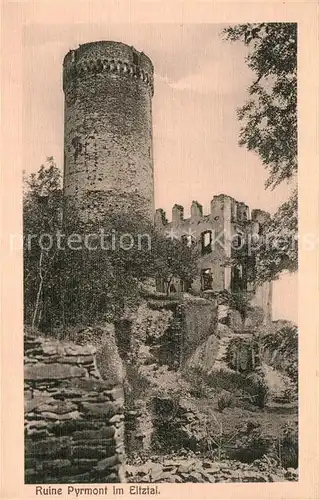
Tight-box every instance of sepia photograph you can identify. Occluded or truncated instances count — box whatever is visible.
[20,19,300,486]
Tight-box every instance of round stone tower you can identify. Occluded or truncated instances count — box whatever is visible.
[63,41,155,223]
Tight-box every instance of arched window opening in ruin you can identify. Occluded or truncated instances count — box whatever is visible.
[232,232,244,250]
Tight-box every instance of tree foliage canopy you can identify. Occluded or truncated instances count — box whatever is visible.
[223,23,298,284]
[23,158,63,328]
[255,189,298,283]
[223,23,297,189]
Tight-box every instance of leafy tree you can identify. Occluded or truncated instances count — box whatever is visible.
[219,288,251,321]
[223,23,297,283]
[223,23,297,189]
[260,321,298,384]
[254,189,298,283]
[23,166,199,332]
[151,236,199,295]
[55,213,156,327]
[23,157,62,328]
[58,213,199,326]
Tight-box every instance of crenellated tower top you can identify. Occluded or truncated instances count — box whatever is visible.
[63,41,154,99]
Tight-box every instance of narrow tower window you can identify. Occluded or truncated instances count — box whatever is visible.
[133,51,140,66]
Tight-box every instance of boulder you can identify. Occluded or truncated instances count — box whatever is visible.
[216,323,234,338]
[186,334,219,374]
[178,460,196,474]
[244,306,265,330]
[226,310,243,332]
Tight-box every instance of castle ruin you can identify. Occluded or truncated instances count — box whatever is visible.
[155,197,273,321]
[62,40,272,320]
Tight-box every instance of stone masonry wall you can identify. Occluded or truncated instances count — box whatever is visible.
[24,332,125,484]
[182,298,218,363]
[63,41,155,223]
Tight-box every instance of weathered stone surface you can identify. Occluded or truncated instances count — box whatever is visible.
[66,378,109,391]
[178,461,196,474]
[50,420,105,433]
[186,334,220,374]
[75,438,115,447]
[26,437,71,458]
[188,471,205,482]
[25,363,86,380]
[103,473,120,483]
[126,457,297,483]
[59,472,91,483]
[72,427,116,440]
[25,420,48,429]
[63,461,100,476]
[244,306,265,330]
[24,331,125,484]
[41,342,64,356]
[24,339,42,350]
[42,459,72,472]
[57,355,94,365]
[25,396,54,413]
[81,401,122,417]
[41,410,81,421]
[64,345,96,356]
[226,310,243,332]
[71,445,116,460]
[149,463,163,482]
[95,455,121,471]
[37,400,78,414]
[109,414,124,423]
[106,386,125,402]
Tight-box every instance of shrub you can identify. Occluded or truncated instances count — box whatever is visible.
[274,420,298,468]
[131,302,173,344]
[225,335,259,372]
[261,323,298,384]
[230,421,273,462]
[185,369,214,399]
[246,368,269,408]
[204,368,251,394]
[217,391,233,412]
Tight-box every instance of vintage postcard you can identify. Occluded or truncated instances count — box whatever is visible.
[1,0,318,499]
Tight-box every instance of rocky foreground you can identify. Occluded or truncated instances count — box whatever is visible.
[126,455,298,483]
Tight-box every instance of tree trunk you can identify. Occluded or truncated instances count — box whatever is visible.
[31,250,45,330]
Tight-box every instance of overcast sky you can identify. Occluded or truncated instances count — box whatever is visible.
[23,22,297,323]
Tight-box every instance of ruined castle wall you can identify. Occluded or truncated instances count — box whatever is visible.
[24,332,125,484]
[157,195,240,292]
[63,41,154,223]
[181,297,218,362]
[165,214,229,292]
[155,197,273,301]
[250,281,273,323]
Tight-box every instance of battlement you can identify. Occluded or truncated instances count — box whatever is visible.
[63,41,154,96]
[155,195,264,227]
